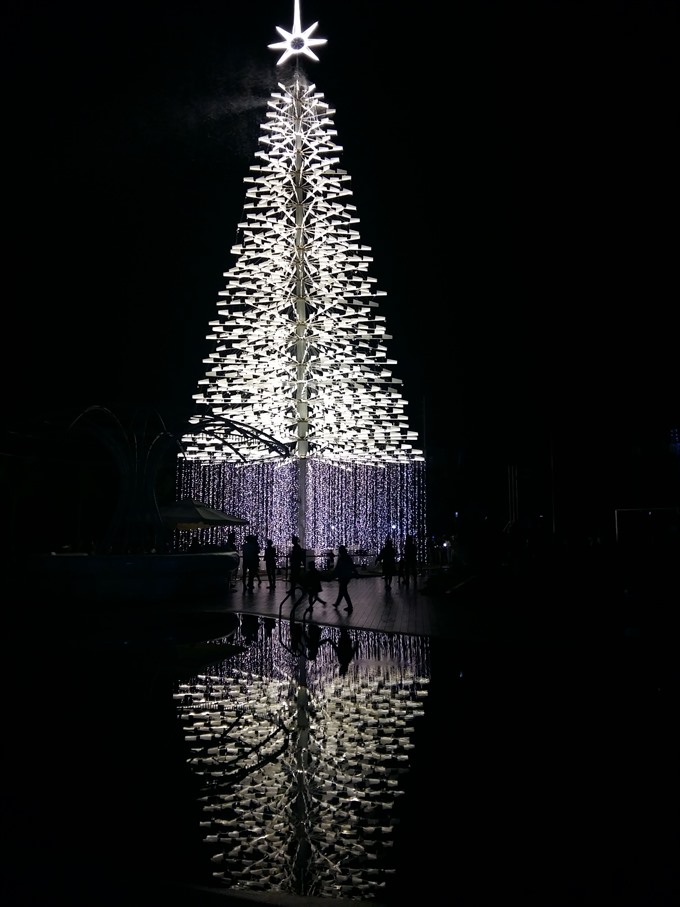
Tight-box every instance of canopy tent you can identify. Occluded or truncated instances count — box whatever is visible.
[159,499,249,531]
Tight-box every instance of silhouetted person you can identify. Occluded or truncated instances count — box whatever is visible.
[289,618,304,655]
[403,534,418,590]
[376,535,397,590]
[262,616,276,640]
[325,548,335,572]
[264,538,278,590]
[241,613,259,643]
[335,628,357,675]
[332,544,359,612]
[304,563,325,608]
[281,535,307,613]
[305,622,322,660]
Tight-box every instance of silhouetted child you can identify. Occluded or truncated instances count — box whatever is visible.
[305,563,325,607]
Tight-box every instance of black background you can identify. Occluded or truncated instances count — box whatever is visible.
[4,1,678,537]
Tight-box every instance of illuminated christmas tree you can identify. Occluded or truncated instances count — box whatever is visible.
[179,2,425,557]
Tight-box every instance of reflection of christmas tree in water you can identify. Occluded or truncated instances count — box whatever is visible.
[174,619,430,899]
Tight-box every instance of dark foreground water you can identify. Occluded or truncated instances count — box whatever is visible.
[2,607,676,906]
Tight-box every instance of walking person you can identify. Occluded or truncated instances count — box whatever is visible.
[403,533,419,590]
[332,544,359,612]
[264,538,278,590]
[304,563,326,608]
[288,534,306,595]
[376,535,397,590]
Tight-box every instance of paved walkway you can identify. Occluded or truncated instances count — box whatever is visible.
[168,563,614,648]
[188,569,454,639]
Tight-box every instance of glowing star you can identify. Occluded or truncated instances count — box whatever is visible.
[268,0,327,65]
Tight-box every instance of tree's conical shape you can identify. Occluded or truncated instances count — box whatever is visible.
[179,11,425,555]
[183,73,423,467]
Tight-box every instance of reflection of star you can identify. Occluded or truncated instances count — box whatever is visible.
[268,0,327,65]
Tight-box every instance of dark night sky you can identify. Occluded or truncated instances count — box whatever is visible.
[4,1,678,533]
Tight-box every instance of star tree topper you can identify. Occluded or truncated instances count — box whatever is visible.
[268,0,327,65]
